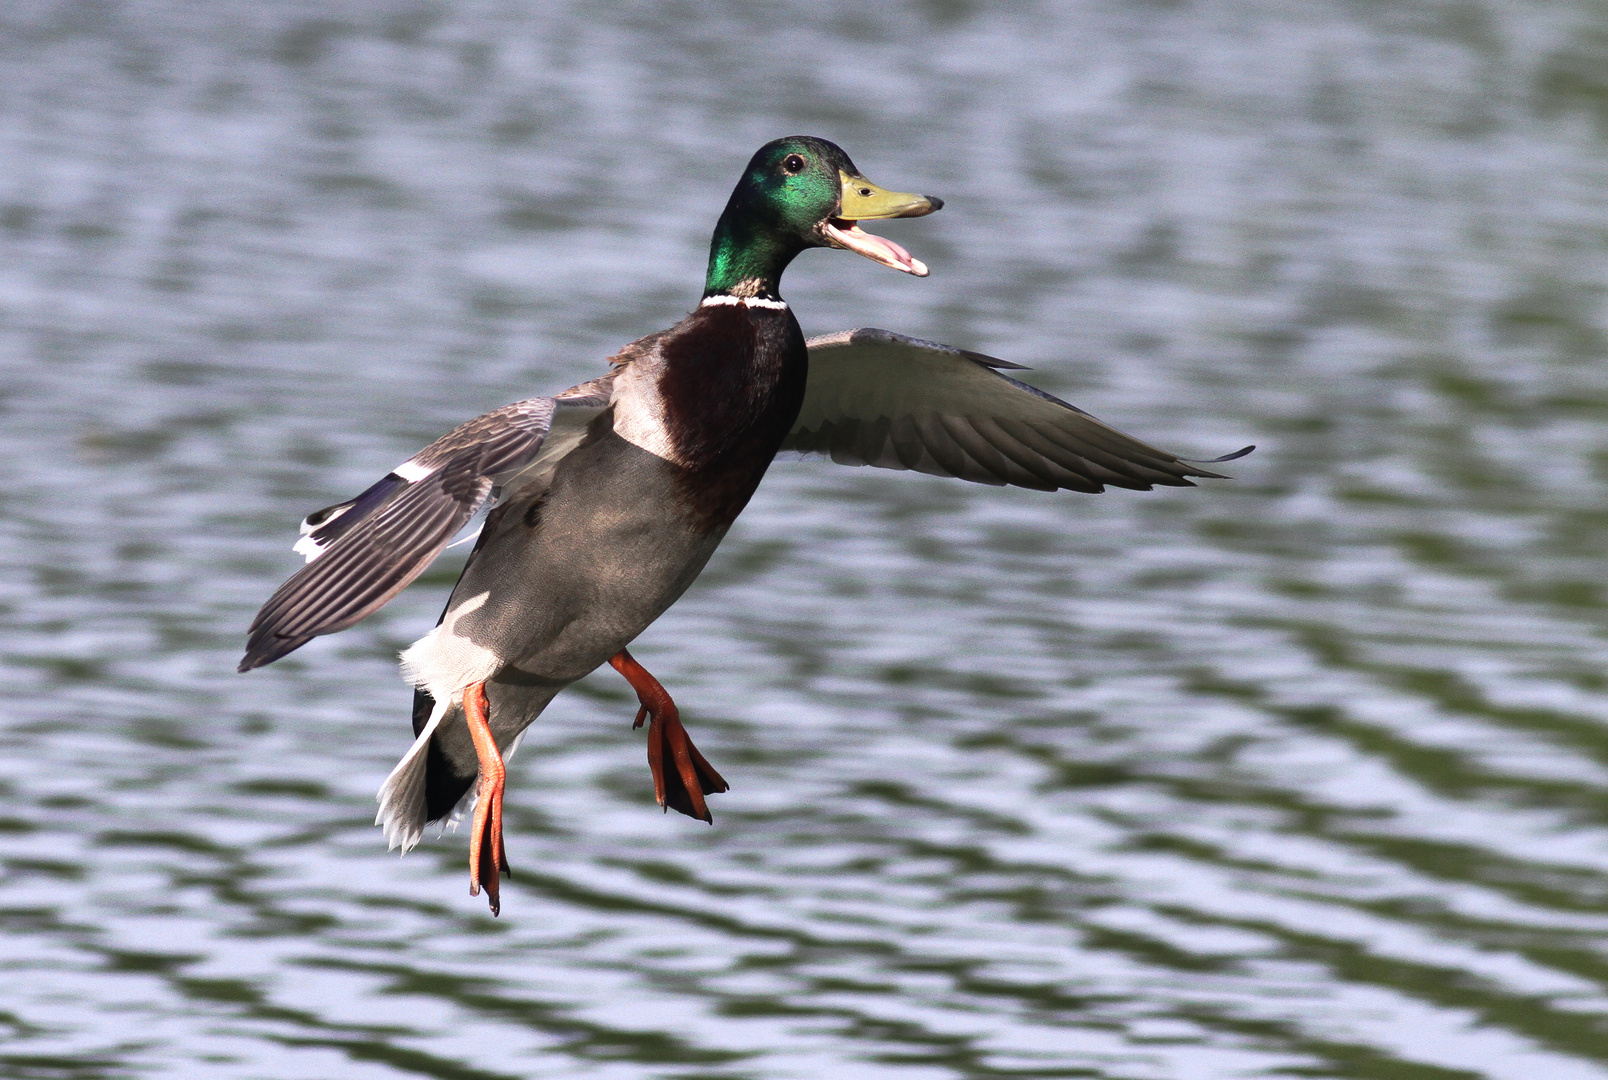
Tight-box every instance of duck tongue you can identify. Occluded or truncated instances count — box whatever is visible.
[824,219,929,276]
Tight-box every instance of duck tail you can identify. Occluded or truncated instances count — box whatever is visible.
[378,681,557,852]
[375,691,451,853]
[375,687,492,852]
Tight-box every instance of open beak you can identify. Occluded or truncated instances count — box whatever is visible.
[823,171,943,276]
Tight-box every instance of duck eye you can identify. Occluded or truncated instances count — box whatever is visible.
[782,154,806,174]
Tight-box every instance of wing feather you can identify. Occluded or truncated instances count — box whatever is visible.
[915,414,991,483]
[240,386,610,672]
[968,416,1073,490]
[787,328,1247,492]
[988,418,1105,491]
[935,414,1028,487]
[890,417,928,471]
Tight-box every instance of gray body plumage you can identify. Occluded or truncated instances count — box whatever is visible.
[380,426,734,849]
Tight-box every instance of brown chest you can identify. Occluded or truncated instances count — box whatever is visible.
[654,303,808,528]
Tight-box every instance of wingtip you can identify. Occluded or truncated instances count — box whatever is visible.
[1186,444,1255,465]
[238,649,275,674]
[238,632,312,673]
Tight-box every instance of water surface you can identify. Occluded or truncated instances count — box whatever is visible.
[5,2,1608,1077]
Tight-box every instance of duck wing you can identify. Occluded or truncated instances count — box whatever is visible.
[240,378,613,672]
[785,328,1249,492]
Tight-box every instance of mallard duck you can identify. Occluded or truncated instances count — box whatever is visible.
[240,136,1248,914]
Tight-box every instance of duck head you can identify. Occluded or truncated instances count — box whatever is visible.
[704,136,942,301]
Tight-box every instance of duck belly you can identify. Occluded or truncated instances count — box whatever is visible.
[378,429,762,841]
[468,432,742,691]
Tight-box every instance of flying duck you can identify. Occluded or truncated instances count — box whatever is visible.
[240,136,1248,914]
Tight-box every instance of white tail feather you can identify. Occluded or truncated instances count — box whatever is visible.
[375,673,532,853]
[374,694,450,853]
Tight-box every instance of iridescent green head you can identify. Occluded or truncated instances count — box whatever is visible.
[703,136,942,300]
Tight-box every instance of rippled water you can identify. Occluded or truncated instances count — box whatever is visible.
[6,2,1608,1077]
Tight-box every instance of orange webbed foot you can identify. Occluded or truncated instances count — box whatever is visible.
[609,649,729,822]
[462,681,510,915]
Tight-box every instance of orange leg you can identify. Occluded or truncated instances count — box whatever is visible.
[609,649,729,822]
[462,682,510,916]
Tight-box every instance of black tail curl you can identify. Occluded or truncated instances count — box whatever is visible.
[411,687,479,823]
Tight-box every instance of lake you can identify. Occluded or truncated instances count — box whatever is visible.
[5,2,1608,1077]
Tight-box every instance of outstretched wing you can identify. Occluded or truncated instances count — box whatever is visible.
[785,328,1249,492]
[240,381,612,672]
